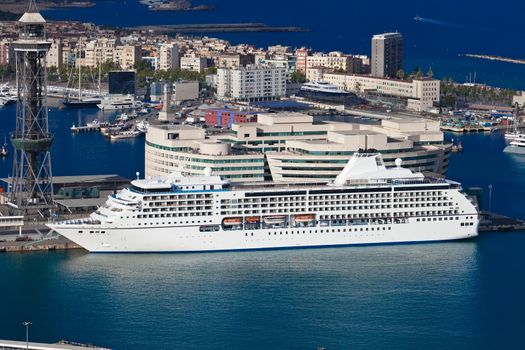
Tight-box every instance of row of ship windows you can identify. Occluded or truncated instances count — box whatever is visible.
[136,212,215,219]
[146,201,214,207]
[221,192,448,204]
[143,194,213,201]
[241,227,394,236]
[219,200,453,210]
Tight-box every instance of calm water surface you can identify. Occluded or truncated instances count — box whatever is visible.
[0,101,525,348]
[42,0,525,89]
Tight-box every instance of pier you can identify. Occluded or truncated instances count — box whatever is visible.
[70,124,101,133]
[0,338,110,350]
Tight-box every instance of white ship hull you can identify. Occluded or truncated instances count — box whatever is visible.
[48,153,479,254]
[50,218,478,253]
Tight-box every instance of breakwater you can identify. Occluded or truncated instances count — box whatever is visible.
[462,53,525,65]
[130,23,309,33]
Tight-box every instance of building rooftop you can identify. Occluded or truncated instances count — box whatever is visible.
[372,32,403,39]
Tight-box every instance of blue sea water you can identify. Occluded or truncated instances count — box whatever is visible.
[1,99,525,348]
[0,103,144,181]
[41,0,525,89]
[1,1,525,347]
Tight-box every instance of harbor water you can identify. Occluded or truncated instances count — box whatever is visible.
[42,0,525,90]
[1,102,525,348]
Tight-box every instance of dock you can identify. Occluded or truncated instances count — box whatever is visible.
[70,125,101,133]
[478,212,525,232]
[0,338,110,350]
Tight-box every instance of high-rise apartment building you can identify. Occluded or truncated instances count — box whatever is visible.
[159,43,180,71]
[371,32,403,78]
[217,64,287,101]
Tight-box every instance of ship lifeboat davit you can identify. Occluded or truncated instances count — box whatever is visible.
[245,216,260,223]
[263,216,287,224]
[223,217,242,226]
[294,214,315,223]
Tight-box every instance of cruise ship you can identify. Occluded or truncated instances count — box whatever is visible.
[48,153,479,253]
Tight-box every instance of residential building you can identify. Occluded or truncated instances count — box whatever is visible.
[306,52,362,74]
[295,47,310,73]
[114,45,141,70]
[371,32,403,78]
[180,55,207,73]
[217,64,287,101]
[81,38,117,67]
[159,43,180,71]
[46,39,63,70]
[0,40,13,65]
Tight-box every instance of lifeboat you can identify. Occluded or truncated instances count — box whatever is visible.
[263,216,286,224]
[294,214,315,223]
[223,217,242,226]
[245,216,260,223]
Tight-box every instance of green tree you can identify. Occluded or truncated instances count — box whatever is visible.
[290,71,306,83]
[427,67,434,78]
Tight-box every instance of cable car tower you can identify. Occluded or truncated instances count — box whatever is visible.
[9,0,54,212]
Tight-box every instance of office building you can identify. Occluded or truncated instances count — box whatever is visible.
[145,125,266,182]
[371,32,403,78]
[108,70,136,95]
[317,71,440,112]
[145,112,451,183]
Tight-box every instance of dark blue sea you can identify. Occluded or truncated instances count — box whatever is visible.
[41,0,525,89]
[1,101,525,349]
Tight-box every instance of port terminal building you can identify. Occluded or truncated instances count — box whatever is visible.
[145,112,451,183]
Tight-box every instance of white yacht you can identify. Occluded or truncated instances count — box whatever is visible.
[97,96,143,111]
[503,134,525,154]
[48,153,479,253]
[300,81,351,96]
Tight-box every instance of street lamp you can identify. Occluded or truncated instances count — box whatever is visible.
[22,321,31,350]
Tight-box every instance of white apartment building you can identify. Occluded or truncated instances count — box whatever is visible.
[306,52,362,74]
[46,39,63,69]
[114,45,141,70]
[180,55,207,73]
[159,43,180,71]
[217,64,287,101]
[81,38,117,67]
[316,71,440,112]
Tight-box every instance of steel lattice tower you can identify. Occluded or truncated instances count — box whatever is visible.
[9,0,54,210]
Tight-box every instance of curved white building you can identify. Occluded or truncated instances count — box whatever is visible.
[145,112,451,183]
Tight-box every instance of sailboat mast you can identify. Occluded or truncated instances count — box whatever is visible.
[78,37,82,101]
[98,53,102,97]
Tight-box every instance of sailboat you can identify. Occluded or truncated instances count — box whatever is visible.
[504,104,524,142]
[63,38,102,108]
